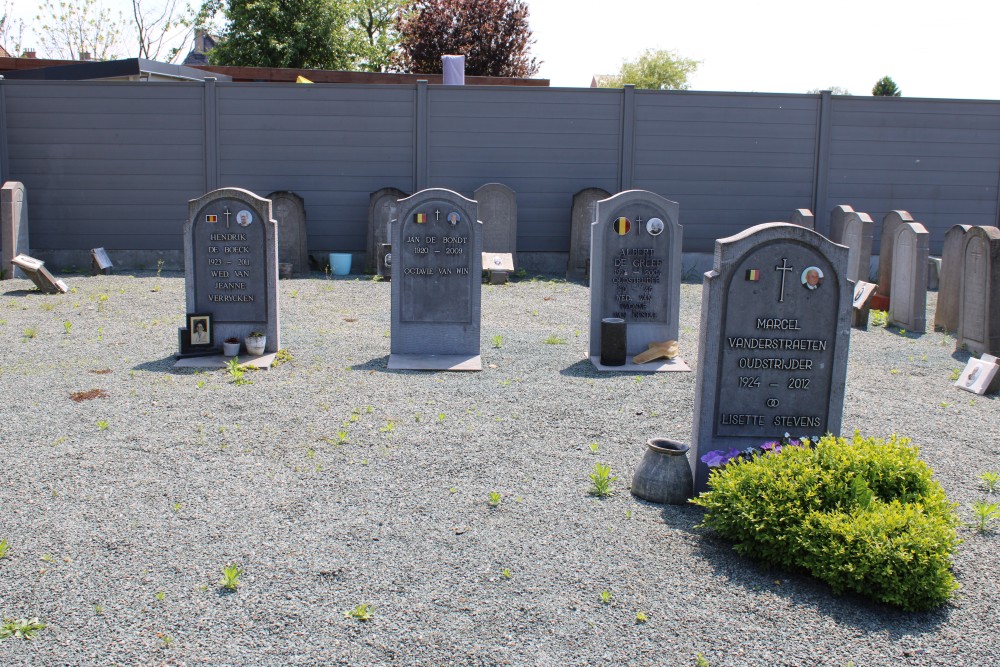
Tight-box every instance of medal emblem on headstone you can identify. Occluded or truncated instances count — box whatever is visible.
[646,217,664,236]
[447,211,460,225]
[236,210,253,227]
[415,212,427,224]
[612,217,631,235]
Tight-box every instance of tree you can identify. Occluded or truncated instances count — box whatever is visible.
[346,0,404,72]
[1,2,26,57]
[597,49,700,90]
[872,75,901,96]
[209,0,352,69]
[807,86,850,95]
[131,0,186,61]
[395,0,539,78]
[35,0,127,60]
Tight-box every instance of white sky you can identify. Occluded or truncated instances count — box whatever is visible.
[11,0,999,100]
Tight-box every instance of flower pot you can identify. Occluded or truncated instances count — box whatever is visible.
[222,340,241,357]
[631,438,693,505]
[245,334,266,356]
[870,294,889,311]
[329,252,352,276]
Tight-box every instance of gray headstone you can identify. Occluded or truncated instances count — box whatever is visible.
[887,221,930,333]
[567,188,611,281]
[589,190,687,371]
[474,183,517,255]
[267,191,308,277]
[934,224,973,332]
[91,247,113,275]
[366,188,407,275]
[2,181,29,279]
[876,210,914,298]
[956,225,1000,355]
[11,254,68,293]
[840,212,874,284]
[389,188,482,371]
[828,204,855,244]
[184,188,280,352]
[789,209,814,230]
[691,223,851,492]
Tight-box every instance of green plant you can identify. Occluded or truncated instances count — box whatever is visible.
[93,604,103,614]
[96,419,109,430]
[22,327,37,340]
[155,591,165,601]
[219,562,243,591]
[491,334,503,348]
[487,491,502,507]
[971,500,1000,533]
[588,463,618,498]
[0,617,46,640]
[870,309,888,327]
[543,334,566,344]
[0,539,9,559]
[598,589,612,604]
[949,368,962,381]
[695,654,710,667]
[271,348,294,367]
[635,611,648,623]
[344,604,374,621]
[63,320,72,334]
[437,413,446,422]
[380,420,395,433]
[980,471,1000,493]
[693,433,961,611]
[501,568,512,579]
[588,443,599,454]
[226,358,252,385]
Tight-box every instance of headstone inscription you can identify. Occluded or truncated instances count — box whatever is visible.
[956,225,1000,355]
[266,191,308,277]
[475,183,517,256]
[366,188,408,275]
[1,181,28,279]
[567,187,611,281]
[876,209,914,299]
[11,254,68,293]
[934,224,973,332]
[588,190,688,371]
[789,209,814,230]
[389,188,482,371]
[184,188,280,353]
[691,223,851,492]
[887,221,929,333]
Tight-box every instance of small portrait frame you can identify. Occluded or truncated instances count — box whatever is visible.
[801,266,824,290]
[187,313,213,348]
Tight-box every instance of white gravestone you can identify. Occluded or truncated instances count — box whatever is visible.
[887,221,930,333]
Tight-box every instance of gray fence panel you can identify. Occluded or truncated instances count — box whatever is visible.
[427,86,621,252]
[827,96,1000,255]
[632,91,819,254]
[216,83,415,253]
[3,81,205,251]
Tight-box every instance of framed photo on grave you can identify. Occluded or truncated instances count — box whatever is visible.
[187,313,214,348]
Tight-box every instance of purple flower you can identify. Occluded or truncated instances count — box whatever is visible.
[701,450,728,467]
[761,440,780,452]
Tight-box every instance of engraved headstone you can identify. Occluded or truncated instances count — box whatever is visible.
[1,181,29,279]
[366,188,408,275]
[876,210,914,299]
[934,225,973,332]
[91,247,113,275]
[887,221,930,333]
[389,188,482,371]
[475,183,517,256]
[788,209,814,230]
[589,190,688,371]
[184,188,280,353]
[267,191,308,277]
[956,225,1000,355]
[567,187,611,281]
[691,223,851,492]
[11,254,68,293]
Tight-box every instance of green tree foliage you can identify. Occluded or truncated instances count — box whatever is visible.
[35,0,126,60]
[872,75,901,96]
[347,0,404,72]
[598,48,700,90]
[395,0,539,77]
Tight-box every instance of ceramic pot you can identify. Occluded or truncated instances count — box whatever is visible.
[222,340,241,357]
[245,334,266,356]
[631,438,694,505]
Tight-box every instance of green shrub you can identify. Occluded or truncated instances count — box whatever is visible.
[692,433,961,610]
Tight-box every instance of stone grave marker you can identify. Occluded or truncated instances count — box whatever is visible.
[589,190,688,372]
[887,221,930,333]
[389,188,482,371]
[91,247,113,275]
[691,223,851,492]
[183,187,280,355]
[483,252,514,284]
[11,254,68,293]
[475,183,517,256]
[852,280,877,330]
[567,187,611,281]
[876,210,914,299]
[934,224,973,332]
[2,181,28,279]
[828,204,855,243]
[836,211,874,284]
[788,209,814,229]
[955,353,1000,395]
[366,187,407,275]
[956,225,1000,355]
[267,191,308,277]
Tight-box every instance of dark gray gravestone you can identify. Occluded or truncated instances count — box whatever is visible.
[2,181,28,279]
[475,183,517,255]
[789,209,814,229]
[185,188,280,352]
[11,254,68,293]
[876,210,914,299]
[957,225,1000,355]
[691,223,851,492]
[887,221,929,333]
[934,224,973,332]
[366,188,407,275]
[589,190,688,372]
[567,187,611,281]
[389,188,481,371]
[267,191,308,277]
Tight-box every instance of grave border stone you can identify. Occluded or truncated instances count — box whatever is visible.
[91,247,113,275]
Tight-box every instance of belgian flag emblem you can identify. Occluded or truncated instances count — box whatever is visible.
[745,269,761,281]
[415,212,427,224]
[206,214,218,223]
[613,217,631,235]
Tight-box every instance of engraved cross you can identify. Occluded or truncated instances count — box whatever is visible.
[775,258,793,303]
[223,208,232,229]
[435,209,441,221]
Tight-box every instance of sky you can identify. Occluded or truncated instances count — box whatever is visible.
[10,0,1000,100]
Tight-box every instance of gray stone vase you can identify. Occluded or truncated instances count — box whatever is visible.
[631,438,694,504]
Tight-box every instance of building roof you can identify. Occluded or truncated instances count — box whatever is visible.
[0,58,232,82]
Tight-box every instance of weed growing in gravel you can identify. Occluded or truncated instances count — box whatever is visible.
[588,443,599,454]
[270,349,294,367]
[980,471,1000,493]
[22,327,36,341]
[158,632,173,647]
[487,491,502,507]
[501,568,512,579]
[491,334,503,348]
[0,617,46,640]
[93,604,103,615]
[0,539,9,559]
[155,591,165,601]
[588,463,618,498]
[196,380,206,389]
[598,590,612,604]
[543,335,566,344]
[219,563,243,591]
[635,611,648,623]
[695,654,710,667]
[870,310,888,327]
[172,502,182,512]
[63,321,72,334]
[437,413,446,422]
[226,358,252,385]
[344,604,374,621]
[949,368,962,381]
[380,420,395,434]
[96,419,109,430]
[971,500,1000,533]
[40,302,55,312]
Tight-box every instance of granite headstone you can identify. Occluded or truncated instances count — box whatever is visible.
[1,181,28,279]
[828,204,855,244]
[267,191,308,277]
[475,183,517,256]
[934,224,973,332]
[366,187,408,275]
[887,221,929,333]
[789,209,814,230]
[567,187,611,281]
[691,223,851,492]
[956,225,1000,355]
[876,210,914,299]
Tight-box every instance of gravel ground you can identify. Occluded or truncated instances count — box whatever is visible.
[0,271,998,667]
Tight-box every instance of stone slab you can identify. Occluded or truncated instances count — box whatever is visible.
[366,187,407,275]
[887,221,929,333]
[954,354,999,395]
[589,356,691,372]
[11,253,68,293]
[567,188,610,281]
[91,247,113,275]
[174,352,275,370]
[475,183,517,255]
[388,353,482,371]
[1,181,28,280]
[935,225,973,332]
[267,191,309,277]
[876,210,914,298]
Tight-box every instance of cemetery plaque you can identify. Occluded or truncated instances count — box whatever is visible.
[184,188,280,353]
[936,225,973,332]
[267,191,308,277]
[366,187,407,275]
[389,188,481,371]
[852,280,877,330]
[567,187,611,281]
[589,190,688,371]
[11,254,68,293]
[876,210,914,299]
[957,225,1000,355]
[474,183,517,255]
[955,354,1000,395]
[887,221,929,333]
[2,181,28,279]
[691,223,851,492]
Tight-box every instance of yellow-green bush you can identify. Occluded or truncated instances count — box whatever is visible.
[692,433,961,611]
